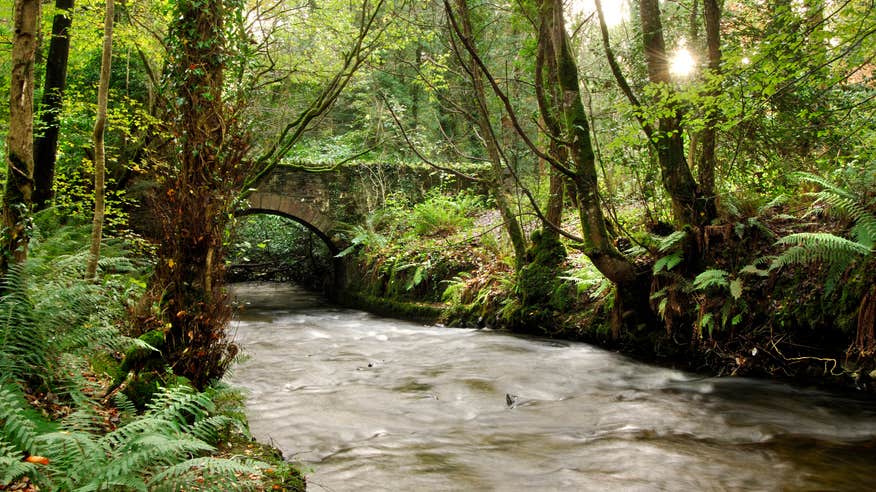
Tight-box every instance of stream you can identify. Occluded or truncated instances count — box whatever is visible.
[226,282,876,491]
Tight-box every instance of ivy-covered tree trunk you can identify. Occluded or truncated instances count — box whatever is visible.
[152,0,249,389]
[1,0,40,276]
[33,0,75,211]
[639,0,713,227]
[85,0,113,280]
[537,0,652,331]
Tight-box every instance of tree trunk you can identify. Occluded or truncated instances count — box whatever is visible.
[1,0,40,276]
[151,0,251,390]
[534,23,566,239]
[450,0,528,270]
[696,0,721,214]
[639,0,711,227]
[85,0,113,280]
[33,0,74,211]
[544,143,565,238]
[538,0,651,330]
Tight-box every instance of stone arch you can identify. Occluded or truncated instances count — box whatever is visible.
[244,190,335,243]
[233,207,346,291]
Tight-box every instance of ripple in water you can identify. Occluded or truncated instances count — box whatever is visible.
[227,283,876,491]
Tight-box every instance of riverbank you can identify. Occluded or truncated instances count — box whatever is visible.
[324,195,875,395]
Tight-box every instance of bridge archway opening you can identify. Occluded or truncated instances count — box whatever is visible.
[229,210,344,292]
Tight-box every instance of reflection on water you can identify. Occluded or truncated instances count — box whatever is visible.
[227,283,876,491]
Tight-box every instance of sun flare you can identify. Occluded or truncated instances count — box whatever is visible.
[669,46,696,77]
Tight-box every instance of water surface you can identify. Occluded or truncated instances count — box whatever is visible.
[227,282,876,491]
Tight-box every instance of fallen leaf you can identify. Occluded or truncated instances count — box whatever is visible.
[25,455,50,465]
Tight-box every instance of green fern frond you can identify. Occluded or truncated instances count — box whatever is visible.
[851,214,876,249]
[773,233,871,268]
[653,250,684,274]
[96,255,138,274]
[691,269,730,292]
[0,457,39,486]
[796,171,876,247]
[113,393,137,420]
[0,266,46,382]
[795,171,854,198]
[189,415,238,444]
[0,382,37,454]
[100,416,174,450]
[0,384,38,456]
[36,430,103,484]
[739,263,770,277]
[147,457,266,492]
[145,386,214,427]
[757,194,789,214]
[657,230,687,253]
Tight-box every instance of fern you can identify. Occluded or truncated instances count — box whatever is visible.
[0,265,46,383]
[772,173,875,293]
[691,269,730,292]
[657,230,687,253]
[0,384,39,457]
[441,273,470,303]
[189,415,239,444]
[773,233,871,267]
[797,172,876,247]
[147,457,266,491]
[30,386,267,490]
[0,457,39,486]
[0,219,270,490]
[653,250,684,274]
[757,194,789,215]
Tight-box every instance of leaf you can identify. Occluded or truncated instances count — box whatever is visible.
[653,250,683,273]
[692,269,729,291]
[730,279,743,300]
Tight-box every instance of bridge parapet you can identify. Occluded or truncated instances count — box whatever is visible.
[242,161,489,248]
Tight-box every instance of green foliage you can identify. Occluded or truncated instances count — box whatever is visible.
[0,216,277,489]
[228,214,334,287]
[653,250,683,274]
[0,385,266,491]
[691,269,730,292]
[0,265,43,384]
[440,272,471,303]
[337,219,389,258]
[411,192,481,236]
[772,172,875,293]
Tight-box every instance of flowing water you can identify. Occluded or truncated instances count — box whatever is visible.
[226,283,876,491]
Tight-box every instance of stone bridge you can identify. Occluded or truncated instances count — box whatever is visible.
[239,162,484,285]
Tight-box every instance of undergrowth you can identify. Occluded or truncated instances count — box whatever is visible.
[0,213,303,490]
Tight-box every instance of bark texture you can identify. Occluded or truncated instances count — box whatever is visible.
[1,0,41,275]
[696,0,721,212]
[33,0,75,210]
[536,0,652,331]
[85,0,113,280]
[639,0,707,226]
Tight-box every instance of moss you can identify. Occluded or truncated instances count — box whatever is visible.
[215,437,306,491]
[89,351,124,382]
[120,329,166,373]
[514,230,568,331]
[340,291,445,324]
[123,371,162,409]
